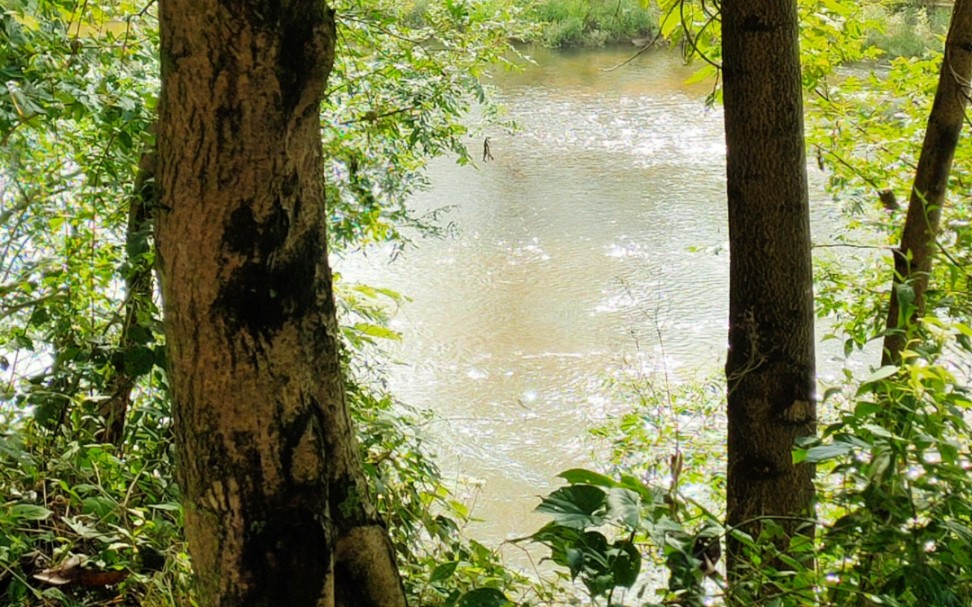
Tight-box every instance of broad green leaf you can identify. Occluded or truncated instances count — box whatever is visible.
[557,468,617,487]
[535,485,606,529]
[803,442,855,463]
[606,488,641,528]
[954,322,972,338]
[894,283,915,310]
[566,547,584,578]
[12,12,40,31]
[610,540,642,588]
[82,496,118,520]
[660,13,680,39]
[821,0,853,17]
[792,447,808,465]
[861,424,894,439]
[10,504,52,521]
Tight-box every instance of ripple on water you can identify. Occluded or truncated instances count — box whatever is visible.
[335,48,841,558]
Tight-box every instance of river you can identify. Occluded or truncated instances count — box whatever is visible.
[336,46,843,554]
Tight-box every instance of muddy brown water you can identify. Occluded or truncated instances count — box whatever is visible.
[336,46,844,556]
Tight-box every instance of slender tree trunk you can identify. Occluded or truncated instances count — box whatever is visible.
[722,0,816,588]
[155,2,406,606]
[100,147,156,446]
[882,0,972,365]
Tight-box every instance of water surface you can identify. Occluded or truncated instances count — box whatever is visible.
[337,46,837,551]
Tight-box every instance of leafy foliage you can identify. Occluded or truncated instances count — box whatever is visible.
[0,381,190,606]
[528,0,658,48]
[4,0,972,606]
[804,323,972,606]
[0,0,535,605]
[324,0,520,250]
[527,371,728,606]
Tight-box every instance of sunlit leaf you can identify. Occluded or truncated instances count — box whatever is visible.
[535,485,606,529]
[606,487,641,528]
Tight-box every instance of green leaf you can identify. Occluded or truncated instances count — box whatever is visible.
[792,448,808,465]
[820,0,853,16]
[606,488,641,528]
[894,283,916,311]
[557,468,618,487]
[863,366,898,384]
[954,323,972,338]
[429,561,458,583]
[10,504,53,521]
[804,442,855,463]
[455,588,513,607]
[610,540,642,588]
[861,423,894,439]
[659,12,680,38]
[566,547,584,578]
[351,322,402,341]
[12,12,40,31]
[82,496,118,520]
[854,401,882,416]
[535,485,606,529]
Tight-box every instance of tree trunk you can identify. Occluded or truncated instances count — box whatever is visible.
[100,146,156,446]
[722,0,816,586]
[155,2,407,606]
[881,0,972,365]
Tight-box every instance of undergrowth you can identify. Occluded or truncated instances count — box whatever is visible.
[0,336,547,606]
[527,322,972,606]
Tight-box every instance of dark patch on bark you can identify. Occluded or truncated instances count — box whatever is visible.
[277,5,322,114]
[216,261,279,340]
[222,0,281,31]
[742,14,774,32]
[215,194,323,342]
[264,199,291,253]
[222,199,290,258]
[224,204,260,255]
[242,509,331,607]
[737,455,785,481]
[215,228,320,341]
[281,170,299,198]
[275,227,320,316]
[214,104,243,167]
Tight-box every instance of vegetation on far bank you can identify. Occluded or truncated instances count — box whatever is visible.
[402,0,951,57]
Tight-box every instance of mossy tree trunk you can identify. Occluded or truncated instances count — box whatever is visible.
[882,0,972,365]
[721,0,817,590]
[155,1,407,605]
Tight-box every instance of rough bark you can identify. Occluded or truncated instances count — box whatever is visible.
[155,2,407,606]
[722,0,816,583]
[882,0,972,365]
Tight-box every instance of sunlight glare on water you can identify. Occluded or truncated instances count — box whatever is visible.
[335,46,838,555]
